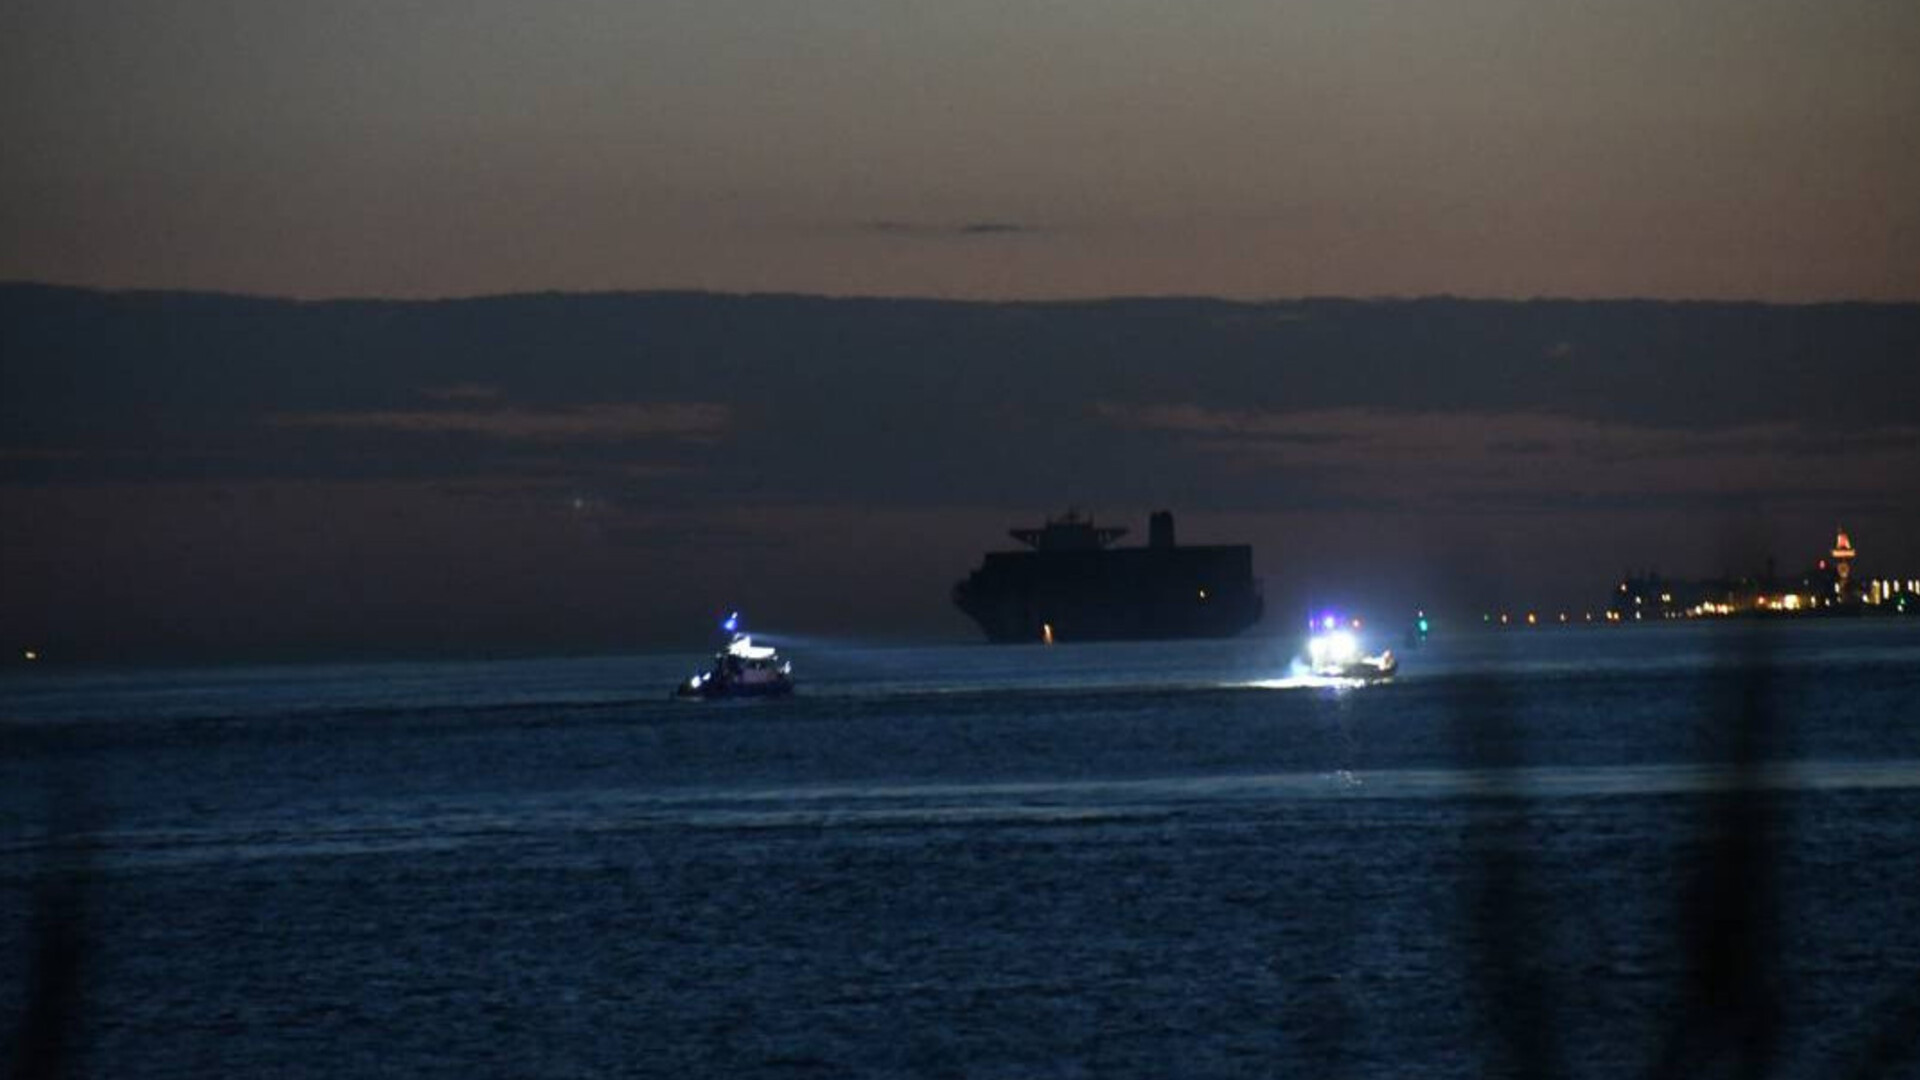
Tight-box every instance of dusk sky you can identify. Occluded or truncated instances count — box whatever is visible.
[3,3,1919,660]
[4,0,1917,301]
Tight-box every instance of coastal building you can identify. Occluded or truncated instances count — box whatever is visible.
[1832,529,1857,599]
[1605,529,1916,620]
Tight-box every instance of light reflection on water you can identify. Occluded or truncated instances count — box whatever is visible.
[14,759,1920,873]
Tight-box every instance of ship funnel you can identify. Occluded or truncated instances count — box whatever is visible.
[1149,510,1176,549]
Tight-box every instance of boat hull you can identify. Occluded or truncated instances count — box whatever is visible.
[1312,657,1398,682]
[675,677,794,700]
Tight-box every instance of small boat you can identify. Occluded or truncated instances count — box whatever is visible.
[1306,616,1398,681]
[675,613,795,699]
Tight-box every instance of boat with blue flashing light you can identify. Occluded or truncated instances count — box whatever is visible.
[674,612,795,699]
[1305,615,1398,681]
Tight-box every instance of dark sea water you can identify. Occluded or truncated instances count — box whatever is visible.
[5,622,1920,1078]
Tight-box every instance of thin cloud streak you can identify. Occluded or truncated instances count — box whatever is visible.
[272,403,732,443]
[863,220,1046,237]
[1092,402,1920,513]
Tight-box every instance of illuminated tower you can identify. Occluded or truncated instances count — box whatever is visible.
[1831,528,1856,598]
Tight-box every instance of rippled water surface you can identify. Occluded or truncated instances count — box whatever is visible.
[5,622,1920,1077]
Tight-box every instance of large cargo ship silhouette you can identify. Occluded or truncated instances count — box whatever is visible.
[952,510,1263,643]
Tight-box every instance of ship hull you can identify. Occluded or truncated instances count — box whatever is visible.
[953,545,1263,643]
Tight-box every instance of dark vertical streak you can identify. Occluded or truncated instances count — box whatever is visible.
[1650,626,1781,1080]
[1842,977,1920,1080]
[6,771,88,1080]
[8,870,85,1080]
[1454,673,1564,1079]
